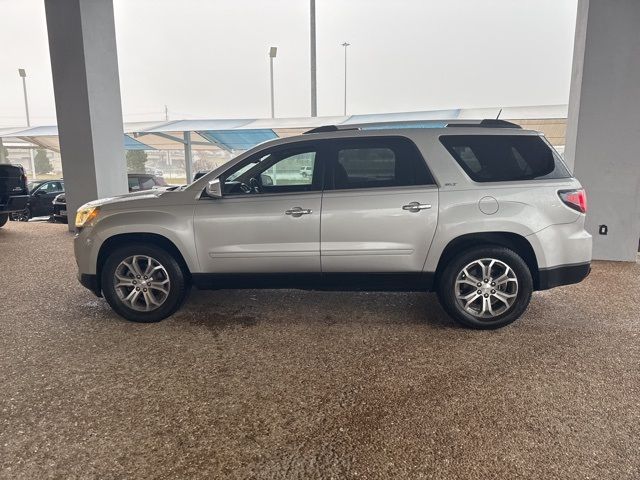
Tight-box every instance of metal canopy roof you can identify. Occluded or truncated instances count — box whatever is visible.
[198,129,278,151]
[0,105,569,153]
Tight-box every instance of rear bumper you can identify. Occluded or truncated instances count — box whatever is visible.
[0,195,29,214]
[78,272,102,297]
[537,262,591,290]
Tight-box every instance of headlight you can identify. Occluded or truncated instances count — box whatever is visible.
[75,206,100,228]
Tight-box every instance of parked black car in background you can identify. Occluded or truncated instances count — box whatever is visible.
[0,164,29,228]
[11,179,65,221]
[128,173,167,191]
[52,174,168,223]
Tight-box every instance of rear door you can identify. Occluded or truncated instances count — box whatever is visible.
[320,136,439,273]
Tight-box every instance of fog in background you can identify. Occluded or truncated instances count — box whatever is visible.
[0,0,578,126]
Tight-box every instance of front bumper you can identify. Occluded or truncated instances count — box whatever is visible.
[537,262,591,290]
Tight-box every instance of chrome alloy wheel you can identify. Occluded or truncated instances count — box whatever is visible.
[454,258,518,319]
[114,255,171,312]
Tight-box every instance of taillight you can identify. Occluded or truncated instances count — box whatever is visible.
[558,188,587,213]
[21,174,28,192]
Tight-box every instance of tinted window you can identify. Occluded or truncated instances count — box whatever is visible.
[37,181,63,193]
[331,137,433,190]
[440,135,570,182]
[128,177,140,190]
[140,177,156,190]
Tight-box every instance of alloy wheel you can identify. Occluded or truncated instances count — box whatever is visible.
[454,258,518,319]
[113,255,171,312]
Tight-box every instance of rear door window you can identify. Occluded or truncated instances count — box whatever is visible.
[329,137,434,190]
[439,135,570,182]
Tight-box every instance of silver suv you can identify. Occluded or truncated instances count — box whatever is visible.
[74,120,592,329]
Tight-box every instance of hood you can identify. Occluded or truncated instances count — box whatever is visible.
[82,188,165,209]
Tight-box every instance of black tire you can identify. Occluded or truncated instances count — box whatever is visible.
[0,214,8,228]
[437,246,533,329]
[11,208,30,222]
[101,243,189,323]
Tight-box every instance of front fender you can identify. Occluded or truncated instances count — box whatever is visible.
[85,205,198,274]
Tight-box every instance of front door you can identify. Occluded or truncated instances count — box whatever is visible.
[320,137,439,273]
[194,143,326,274]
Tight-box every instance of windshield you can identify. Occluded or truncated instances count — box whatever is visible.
[27,181,43,193]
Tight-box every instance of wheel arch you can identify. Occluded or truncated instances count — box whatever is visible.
[433,232,540,290]
[96,233,191,294]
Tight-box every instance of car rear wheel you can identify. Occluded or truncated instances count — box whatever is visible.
[101,244,188,322]
[0,214,8,228]
[437,246,533,329]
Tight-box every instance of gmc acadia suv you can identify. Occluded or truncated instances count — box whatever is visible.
[73,120,592,329]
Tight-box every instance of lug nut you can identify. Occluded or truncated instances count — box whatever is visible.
[136,275,141,279]
[135,287,140,291]
[477,282,482,287]
[484,293,489,298]
[144,276,148,279]
[491,282,496,286]
[477,290,481,294]
[484,278,489,283]
[491,289,496,294]
[143,288,147,292]
[132,280,137,284]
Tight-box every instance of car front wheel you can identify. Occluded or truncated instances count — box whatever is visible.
[437,246,533,329]
[101,244,188,322]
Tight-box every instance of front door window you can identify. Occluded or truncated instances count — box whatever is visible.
[221,147,321,195]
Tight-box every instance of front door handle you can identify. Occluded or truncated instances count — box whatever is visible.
[285,207,313,217]
[402,202,432,213]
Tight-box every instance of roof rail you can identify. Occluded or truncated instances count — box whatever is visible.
[446,119,522,129]
[304,125,360,134]
[304,119,521,134]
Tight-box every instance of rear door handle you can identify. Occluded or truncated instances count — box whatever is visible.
[285,207,312,217]
[402,202,432,212]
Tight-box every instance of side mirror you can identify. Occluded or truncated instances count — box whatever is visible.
[206,178,223,198]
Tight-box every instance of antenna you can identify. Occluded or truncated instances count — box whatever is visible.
[496,108,503,120]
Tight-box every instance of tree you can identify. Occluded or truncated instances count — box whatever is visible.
[34,148,53,175]
[126,150,148,173]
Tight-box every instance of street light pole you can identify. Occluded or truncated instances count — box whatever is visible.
[310,0,317,117]
[18,69,30,127]
[341,42,350,116]
[269,47,277,118]
[18,68,36,179]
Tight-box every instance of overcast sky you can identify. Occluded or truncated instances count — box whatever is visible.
[0,0,578,127]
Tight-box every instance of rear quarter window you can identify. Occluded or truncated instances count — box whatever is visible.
[439,135,570,182]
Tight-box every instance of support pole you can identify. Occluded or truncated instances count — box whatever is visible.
[0,138,6,163]
[270,56,275,119]
[566,0,640,261]
[310,0,317,117]
[22,76,30,127]
[45,0,127,230]
[183,131,193,182]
